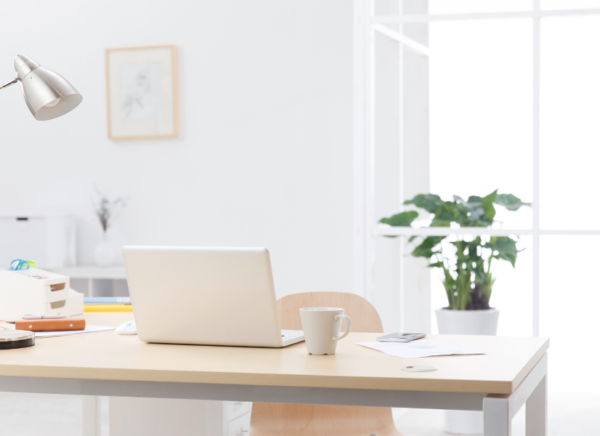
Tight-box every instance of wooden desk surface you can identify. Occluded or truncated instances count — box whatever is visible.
[0,313,548,395]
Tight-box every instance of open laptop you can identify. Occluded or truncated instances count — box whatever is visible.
[121,246,304,348]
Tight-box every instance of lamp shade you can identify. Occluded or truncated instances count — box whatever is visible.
[14,54,82,121]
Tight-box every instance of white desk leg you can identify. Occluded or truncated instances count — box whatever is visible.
[483,396,511,436]
[82,396,101,436]
[526,375,547,436]
[88,278,94,297]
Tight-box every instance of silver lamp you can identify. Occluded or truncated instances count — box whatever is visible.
[0,54,82,120]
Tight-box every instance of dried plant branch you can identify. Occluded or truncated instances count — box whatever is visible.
[92,187,129,232]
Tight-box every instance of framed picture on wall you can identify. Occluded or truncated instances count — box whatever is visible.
[105,45,178,140]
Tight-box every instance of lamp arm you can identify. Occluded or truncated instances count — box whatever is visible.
[0,77,18,91]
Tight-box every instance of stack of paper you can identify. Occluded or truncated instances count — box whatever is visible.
[357,339,484,359]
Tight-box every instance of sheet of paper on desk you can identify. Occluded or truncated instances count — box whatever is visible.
[35,325,115,338]
[357,339,484,359]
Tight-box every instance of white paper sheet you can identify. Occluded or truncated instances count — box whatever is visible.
[357,339,484,358]
[34,325,115,338]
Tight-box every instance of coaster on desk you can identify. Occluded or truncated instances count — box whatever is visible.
[401,365,437,372]
[0,331,35,349]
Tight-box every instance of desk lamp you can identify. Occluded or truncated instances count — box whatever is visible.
[0,54,82,120]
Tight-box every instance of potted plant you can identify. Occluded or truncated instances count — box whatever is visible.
[92,189,128,267]
[380,190,529,434]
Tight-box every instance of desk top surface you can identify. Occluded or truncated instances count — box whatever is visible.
[0,313,548,395]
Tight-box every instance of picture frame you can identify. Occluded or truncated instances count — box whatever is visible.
[105,45,178,140]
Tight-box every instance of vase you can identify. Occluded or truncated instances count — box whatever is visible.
[94,232,116,267]
[435,308,500,435]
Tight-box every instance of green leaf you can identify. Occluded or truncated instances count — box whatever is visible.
[428,261,444,268]
[404,194,442,213]
[470,208,485,221]
[467,237,482,260]
[481,190,498,221]
[486,236,519,267]
[453,195,465,204]
[460,196,491,226]
[495,193,531,211]
[431,201,458,226]
[466,196,482,206]
[411,236,445,259]
[379,211,418,227]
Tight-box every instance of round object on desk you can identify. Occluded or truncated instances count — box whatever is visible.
[401,365,437,372]
[0,331,35,349]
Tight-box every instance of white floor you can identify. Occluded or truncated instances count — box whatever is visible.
[0,391,598,435]
[0,392,82,436]
[393,393,600,435]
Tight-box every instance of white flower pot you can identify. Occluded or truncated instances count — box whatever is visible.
[436,308,499,435]
[436,307,499,336]
[93,233,116,267]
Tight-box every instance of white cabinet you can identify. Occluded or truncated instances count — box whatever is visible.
[223,402,251,436]
[224,401,251,422]
[108,397,223,436]
[0,212,76,268]
[107,398,250,436]
[225,414,250,436]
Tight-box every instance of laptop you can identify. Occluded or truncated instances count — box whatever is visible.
[121,246,305,348]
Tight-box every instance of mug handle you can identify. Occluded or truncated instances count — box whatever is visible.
[332,314,352,341]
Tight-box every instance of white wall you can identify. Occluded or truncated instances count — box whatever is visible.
[0,0,354,299]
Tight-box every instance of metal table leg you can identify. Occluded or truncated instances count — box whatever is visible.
[483,353,548,436]
[526,374,547,436]
[82,396,101,436]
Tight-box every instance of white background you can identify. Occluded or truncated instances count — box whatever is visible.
[0,0,354,301]
[2,0,599,434]
[418,4,600,434]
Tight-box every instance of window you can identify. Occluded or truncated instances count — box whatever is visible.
[355,1,600,432]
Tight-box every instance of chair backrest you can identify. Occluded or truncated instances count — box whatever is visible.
[277,292,383,333]
[250,294,398,436]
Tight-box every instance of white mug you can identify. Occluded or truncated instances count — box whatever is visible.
[299,307,352,355]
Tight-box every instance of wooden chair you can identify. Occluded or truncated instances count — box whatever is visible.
[249,292,403,436]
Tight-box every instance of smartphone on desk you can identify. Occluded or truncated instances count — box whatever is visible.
[376,333,426,343]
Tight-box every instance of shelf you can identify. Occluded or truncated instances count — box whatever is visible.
[48,266,127,280]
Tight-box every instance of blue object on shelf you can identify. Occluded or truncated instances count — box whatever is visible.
[84,297,131,304]
[10,259,31,271]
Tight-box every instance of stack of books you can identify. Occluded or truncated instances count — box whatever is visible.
[84,297,132,312]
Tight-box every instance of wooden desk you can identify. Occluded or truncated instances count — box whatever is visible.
[0,314,548,436]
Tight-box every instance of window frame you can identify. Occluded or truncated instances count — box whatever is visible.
[353,0,600,335]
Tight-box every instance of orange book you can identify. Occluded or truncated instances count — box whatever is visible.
[14,318,86,332]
